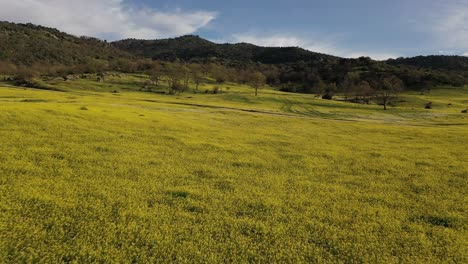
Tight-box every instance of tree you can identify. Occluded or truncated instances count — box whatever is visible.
[171,81,187,95]
[97,72,106,82]
[379,76,404,110]
[346,80,375,104]
[148,63,162,86]
[213,65,228,84]
[86,59,109,74]
[181,64,191,90]
[165,63,189,94]
[12,67,38,87]
[14,67,37,81]
[189,64,204,92]
[164,64,178,93]
[340,72,360,100]
[420,80,433,95]
[321,83,337,100]
[0,61,16,76]
[261,65,281,85]
[247,72,266,96]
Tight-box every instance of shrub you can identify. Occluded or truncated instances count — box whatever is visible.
[171,82,186,95]
[425,102,433,109]
[13,68,38,86]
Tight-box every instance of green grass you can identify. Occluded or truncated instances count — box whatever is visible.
[0,76,467,263]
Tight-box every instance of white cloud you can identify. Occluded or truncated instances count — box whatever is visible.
[226,33,399,60]
[417,2,468,50]
[0,0,217,40]
[344,52,399,61]
[432,5,468,49]
[464,52,468,57]
[438,50,457,55]
[231,33,336,55]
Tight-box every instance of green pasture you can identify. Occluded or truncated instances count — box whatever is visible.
[0,75,467,263]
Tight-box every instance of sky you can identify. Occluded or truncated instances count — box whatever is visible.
[0,0,467,60]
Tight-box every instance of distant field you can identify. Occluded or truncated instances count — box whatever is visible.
[0,75,467,263]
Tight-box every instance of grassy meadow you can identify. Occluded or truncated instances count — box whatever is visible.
[0,75,467,263]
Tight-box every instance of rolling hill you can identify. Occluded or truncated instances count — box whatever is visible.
[111,35,337,64]
[0,21,467,91]
[388,55,468,72]
[0,21,133,66]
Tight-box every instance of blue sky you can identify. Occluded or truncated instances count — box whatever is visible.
[1,0,467,59]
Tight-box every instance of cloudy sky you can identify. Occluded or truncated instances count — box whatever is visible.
[0,0,467,60]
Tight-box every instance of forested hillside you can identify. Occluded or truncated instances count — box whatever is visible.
[388,55,468,72]
[1,21,467,95]
[0,21,133,66]
[112,35,336,64]
[113,36,468,92]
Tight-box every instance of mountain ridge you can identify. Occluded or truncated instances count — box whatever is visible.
[111,35,338,64]
[1,20,467,71]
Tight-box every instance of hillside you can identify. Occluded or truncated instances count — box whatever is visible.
[0,21,467,92]
[112,35,337,64]
[0,21,133,66]
[112,36,468,90]
[388,55,468,72]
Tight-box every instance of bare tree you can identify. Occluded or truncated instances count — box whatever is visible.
[322,82,337,100]
[164,63,189,95]
[97,72,106,82]
[379,76,404,110]
[353,81,375,104]
[247,72,266,96]
[211,64,228,84]
[148,63,162,86]
[0,61,16,77]
[164,63,182,94]
[189,64,204,92]
[181,65,190,91]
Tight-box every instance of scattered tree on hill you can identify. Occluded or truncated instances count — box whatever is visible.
[209,64,232,84]
[2,21,468,96]
[97,72,106,82]
[262,66,281,86]
[378,76,404,110]
[171,82,186,95]
[352,81,375,104]
[189,64,204,92]
[165,64,188,94]
[0,61,16,76]
[148,63,162,86]
[322,83,337,100]
[164,63,186,94]
[14,68,37,82]
[181,64,191,90]
[247,72,266,96]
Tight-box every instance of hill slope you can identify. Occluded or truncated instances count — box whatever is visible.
[112,35,468,90]
[0,21,466,91]
[388,55,468,72]
[112,35,337,64]
[0,21,133,65]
